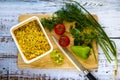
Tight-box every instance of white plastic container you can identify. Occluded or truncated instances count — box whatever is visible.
[10,16,53,64]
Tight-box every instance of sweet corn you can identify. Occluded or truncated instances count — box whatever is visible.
[14,20,50,60]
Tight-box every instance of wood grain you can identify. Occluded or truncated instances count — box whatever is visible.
[18,14,98,69]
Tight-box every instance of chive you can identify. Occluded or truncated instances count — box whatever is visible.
[41,0,118,68]
[72,1,117,62]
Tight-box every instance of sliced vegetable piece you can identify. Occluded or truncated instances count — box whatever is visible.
[50,49,64,65]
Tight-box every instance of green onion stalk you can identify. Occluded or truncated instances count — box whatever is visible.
[41,0,118,74]
[65,0,118,74]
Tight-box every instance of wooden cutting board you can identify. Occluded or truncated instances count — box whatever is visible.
[18,14,98,69]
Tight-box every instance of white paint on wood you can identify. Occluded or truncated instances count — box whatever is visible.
[0,0,120,79]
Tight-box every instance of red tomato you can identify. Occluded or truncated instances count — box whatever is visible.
[54,24,65,35]
[59,35,70,47]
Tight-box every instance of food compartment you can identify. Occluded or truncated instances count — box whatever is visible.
[10,16,53,63]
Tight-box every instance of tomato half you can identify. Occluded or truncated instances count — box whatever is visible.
[54,24,65,35]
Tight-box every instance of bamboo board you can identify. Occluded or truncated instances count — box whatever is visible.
[18,14,98,69]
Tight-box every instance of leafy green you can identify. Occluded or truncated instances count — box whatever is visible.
[69,1,117,65]
[41,1,117,66]
[41,16,62,31]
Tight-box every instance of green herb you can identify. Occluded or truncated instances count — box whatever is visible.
[73,1,117,61]
[41,16,63,31]
[41,1,117,67]
[70,27,81,45]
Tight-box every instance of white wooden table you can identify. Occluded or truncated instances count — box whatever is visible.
[0,0,120,80]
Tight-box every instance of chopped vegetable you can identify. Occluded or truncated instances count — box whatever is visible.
[59,35,70,47]
[54,24,65,35]
[50,49,64,65]
[71,46,90,59]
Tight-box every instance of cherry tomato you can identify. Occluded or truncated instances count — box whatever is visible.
[59,35,70,47]
[54,24,65,35]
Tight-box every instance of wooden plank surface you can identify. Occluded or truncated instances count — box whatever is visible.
[0,0,120,80]
[18,14,98,69]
